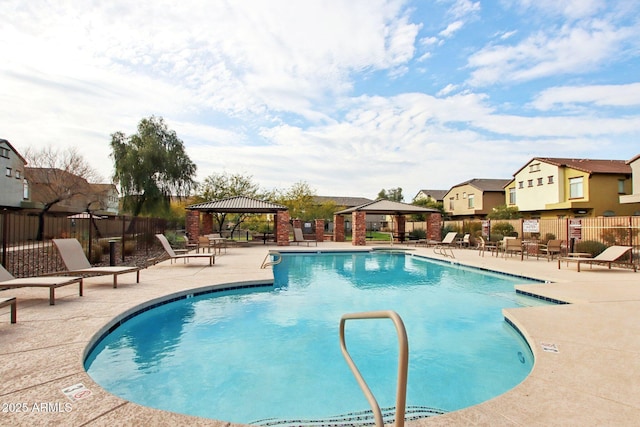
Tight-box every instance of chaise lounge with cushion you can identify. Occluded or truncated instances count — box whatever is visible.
[52,238,141,288]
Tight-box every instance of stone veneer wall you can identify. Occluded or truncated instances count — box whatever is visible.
[202,213,214,235]
[352,211,367,246]
[394,215,406,240]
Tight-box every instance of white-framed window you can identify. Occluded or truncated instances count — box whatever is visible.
[5,167,11,177]
[618,179,625,194]
[509,188,516,205]
[529,163,541,172]
[468,194,474,208]
[0,147,9,158]
[548,176,554,184]
[569,177,584,198]
[23,179,29,200]
[527,179,533,187]
[518,181,524,189]
[15,170,20,179]
[537,177,543,186]
[449,198,454,210]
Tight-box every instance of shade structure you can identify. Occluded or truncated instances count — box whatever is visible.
[334,199,439,215]
[187,196,287,214]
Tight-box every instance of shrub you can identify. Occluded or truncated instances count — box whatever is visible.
[123,240,136,256]
[574,240,607,258]
[543,233,556,244]
[409,229,426,240]
[491,222,515,239]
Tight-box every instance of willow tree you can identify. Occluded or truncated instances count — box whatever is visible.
[110,116,196,219]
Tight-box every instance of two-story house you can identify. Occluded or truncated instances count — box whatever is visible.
[444,179,511,219]
[620,154,640,212]
[506,157,634,218]
[413,189,448,204]
[0,139,29,209]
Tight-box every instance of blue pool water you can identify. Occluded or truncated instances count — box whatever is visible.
[85,251,548,424]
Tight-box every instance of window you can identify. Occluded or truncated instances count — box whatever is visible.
[449,198,454,210]
[537,177,543,186]
[618,179,625,194]
[509,188,516,205]
[548,176,554,184]
[527,179,533,187]
[462,192,467,199]
[518,181,524,189]
[15,170,20,179]
[5,167,11,177]
[468,194,474,208]
[23,179,29,200]
[529,163,541,172]
[569,177,584,198]
[0,147,9,158]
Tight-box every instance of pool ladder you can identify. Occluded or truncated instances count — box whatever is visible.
[339,310,409,427]
[260,251,282,269]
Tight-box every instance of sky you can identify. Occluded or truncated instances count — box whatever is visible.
[2,0,640,201]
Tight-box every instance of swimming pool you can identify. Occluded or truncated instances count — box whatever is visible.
[85,251,549,424]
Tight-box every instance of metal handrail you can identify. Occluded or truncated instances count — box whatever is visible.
[260,251,282,269]
[339,310,409,427]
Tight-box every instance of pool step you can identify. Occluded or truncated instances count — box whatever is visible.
[250,405,446,426]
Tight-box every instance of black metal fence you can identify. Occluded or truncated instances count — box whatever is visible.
[0,210,174,278]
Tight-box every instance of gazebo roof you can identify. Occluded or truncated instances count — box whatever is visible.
[186,196,287,213]
[335,199,440,215]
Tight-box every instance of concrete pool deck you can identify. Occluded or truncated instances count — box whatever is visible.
[1,242,639,426]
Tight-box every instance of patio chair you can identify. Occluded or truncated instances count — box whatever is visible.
[477,236,498,257]
[156,234,215,266]
[558,246,636,272]
[503,238,524,260]
[0,297,17,323]
[52,238,141,288]
[456,233,471,248]
[538,239,564,261]
[292,228,317,246]
[0,264,83,305]
[433,232,458,258]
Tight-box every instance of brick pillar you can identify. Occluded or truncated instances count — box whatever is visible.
[352,211,366,246]
[186,211,200,243]
[292,218,302,229]
[427,213,442,242]
[334,214,345,242]
[202,212,214,235]
[394,215,406,242]
[315,219,325,242]
[276,211,290,246]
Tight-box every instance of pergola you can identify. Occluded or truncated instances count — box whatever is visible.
[186,196,291,246]
[333,199,442,245]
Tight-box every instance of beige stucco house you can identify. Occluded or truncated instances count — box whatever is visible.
[444,179,511,219]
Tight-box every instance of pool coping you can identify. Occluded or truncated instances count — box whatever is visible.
[1,242,639,426]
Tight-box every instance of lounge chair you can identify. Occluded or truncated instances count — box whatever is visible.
[52,238,141,288]
[156,234,215,266]
[538,239,564,261]
[0,264,83,305]
[0,297,17,323]
[433,232,458,258]
[292,228,317,246]
[456,233,471,248]
[558,246,636,272]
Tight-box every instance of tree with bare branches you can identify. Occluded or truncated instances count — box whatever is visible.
[24,146,102,240]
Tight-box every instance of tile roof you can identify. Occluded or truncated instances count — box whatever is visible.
[450,178,512,192]
[335,199,440,215]
[532,158,631,174]
[313,196,373,207]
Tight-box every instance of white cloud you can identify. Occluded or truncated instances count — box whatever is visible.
[531,83,640,110]
[467,20,633,86]
[439,20,465,38]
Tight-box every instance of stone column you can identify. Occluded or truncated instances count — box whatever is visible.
[315,219,325,242]
[275,211,291,246]
[202,212,214,235]
[427,213,442,242]
[292,218,302,229]
[352,211,367,246]
[186,210,200,243]
[334,214,345,242]
[394,215,406,242]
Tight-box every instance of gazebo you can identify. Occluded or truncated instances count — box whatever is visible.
[333,199,442,245]
[186,196,291,246]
